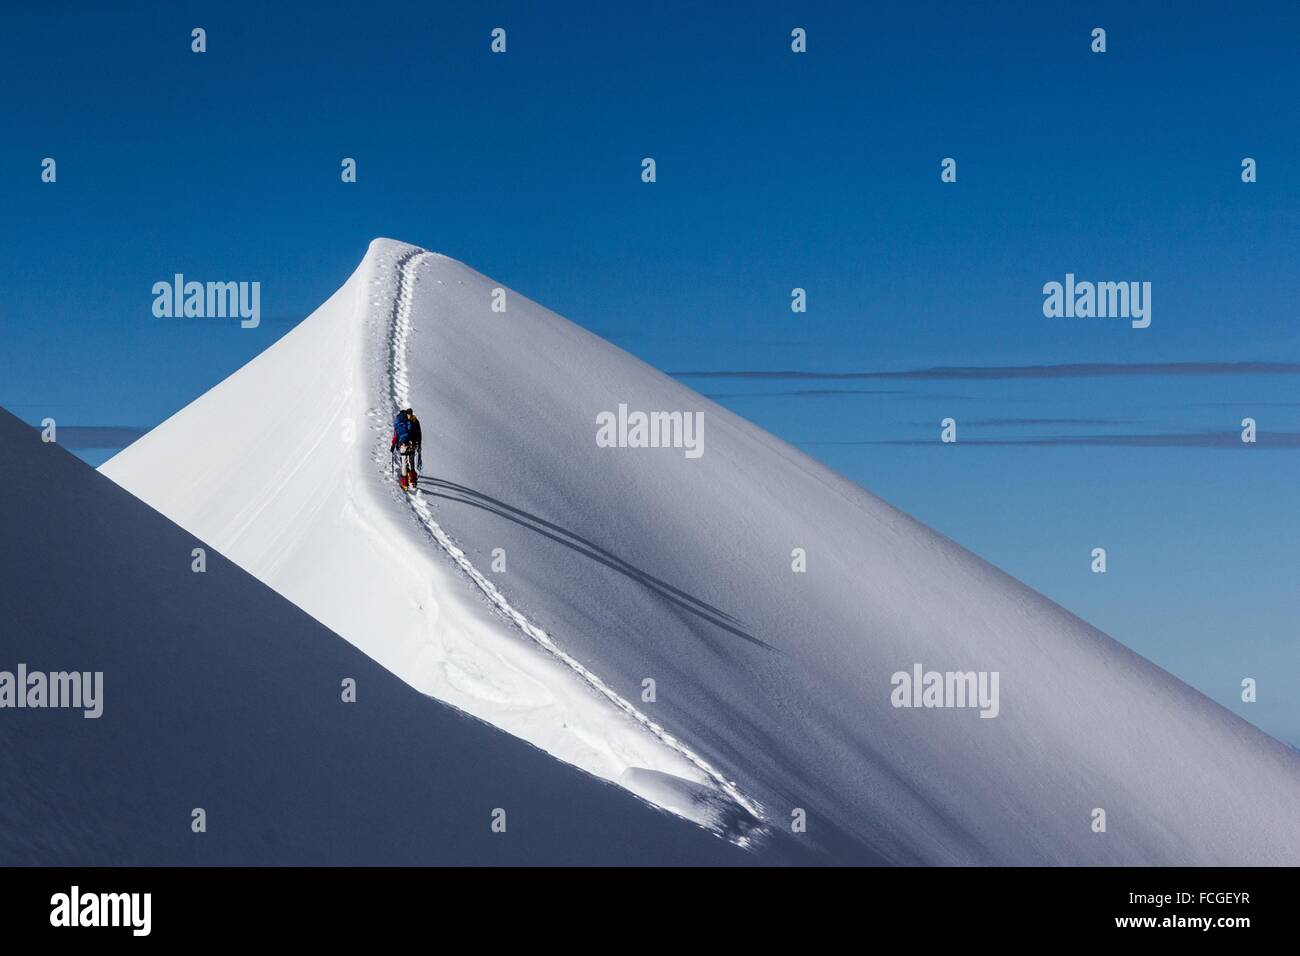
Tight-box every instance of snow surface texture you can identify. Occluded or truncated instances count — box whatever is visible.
[104,239,1300,864]
[103,241,759,843]
[0,408,747,866]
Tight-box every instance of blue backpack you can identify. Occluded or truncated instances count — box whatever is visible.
[394,414,415,444]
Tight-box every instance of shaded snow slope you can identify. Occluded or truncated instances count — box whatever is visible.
[0,408,750,865]
[104,239,1300,864]
[101,241,760,841]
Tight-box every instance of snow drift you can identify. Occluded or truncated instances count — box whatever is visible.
[103,239,1300,864]
[0,407,748,865]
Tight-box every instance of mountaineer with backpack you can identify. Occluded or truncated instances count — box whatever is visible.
[390,407,422,492]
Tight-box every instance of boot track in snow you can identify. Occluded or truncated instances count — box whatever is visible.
[377,247,765,844]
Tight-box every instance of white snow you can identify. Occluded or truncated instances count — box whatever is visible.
[102,238,1300,863]
[101,241,754,840]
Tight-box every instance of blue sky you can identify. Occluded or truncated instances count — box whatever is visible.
[2,1,1297,742]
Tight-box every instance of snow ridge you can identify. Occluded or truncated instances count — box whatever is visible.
[378,248,765,837]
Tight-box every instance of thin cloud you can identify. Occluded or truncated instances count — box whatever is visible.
[674,361,1300,381]
[803,431,1300,449]
[702,389,1040,403]
[1190,401,1300,408]
[932,417,1137,427]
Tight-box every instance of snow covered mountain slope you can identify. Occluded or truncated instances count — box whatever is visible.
[0,407,748,866]
[103,239,1300,864]
[100,242,758,842]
